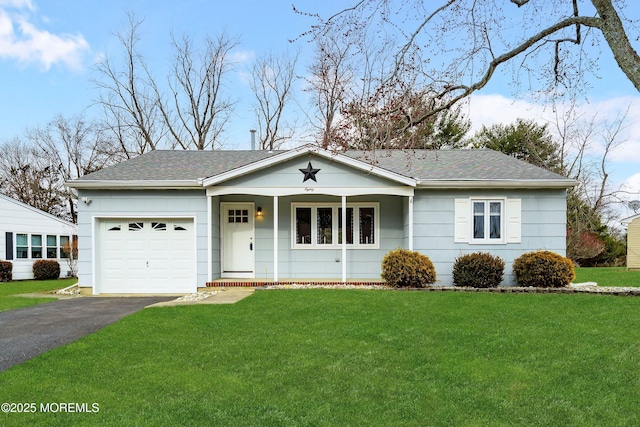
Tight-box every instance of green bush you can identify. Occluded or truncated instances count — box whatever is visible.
[513,251,575,288]
[381,249,436,288]
[32,260,61,281]
[452,252,505,288]
[0,260,12,282]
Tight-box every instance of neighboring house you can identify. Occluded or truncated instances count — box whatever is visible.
[0,194,78,280]
[622,214,640,270]
[67,145,576,295]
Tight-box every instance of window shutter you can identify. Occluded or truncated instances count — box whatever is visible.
[454,199,470,243]
[5,232,13,260]
[506,198,522,243]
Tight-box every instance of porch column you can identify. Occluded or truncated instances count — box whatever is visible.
[207,195,212,282]
[342,195,347,283]
[273,195,279,282]
[408,196,414,251]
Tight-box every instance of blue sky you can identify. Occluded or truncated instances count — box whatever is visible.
[1,0,639,215]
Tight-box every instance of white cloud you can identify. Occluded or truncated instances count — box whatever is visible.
[0,1,88,70]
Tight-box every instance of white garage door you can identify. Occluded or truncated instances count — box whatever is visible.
[98,219,196,294]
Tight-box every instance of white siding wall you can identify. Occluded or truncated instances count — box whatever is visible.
[0,195,77,280]
[76,189,208,291]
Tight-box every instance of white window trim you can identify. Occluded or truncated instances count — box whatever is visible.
[14,233,75,260]
[470,198,506,244]
[291,202,380,249]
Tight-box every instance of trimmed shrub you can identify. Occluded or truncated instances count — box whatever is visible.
[381,249,436,288]
[32,260,61,281]
[512,251,575,288]
[0,260,12,282]
[452,252,505,288]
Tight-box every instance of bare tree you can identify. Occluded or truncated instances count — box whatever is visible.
[94,13,165,156]
[0,138,64,218]
[27,115,117,222]
[159,32,239,150]
[299,1,640,129]
[250,50,299,150]
[304,36,354,148]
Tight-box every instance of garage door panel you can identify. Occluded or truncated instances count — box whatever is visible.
[99,218,196,294]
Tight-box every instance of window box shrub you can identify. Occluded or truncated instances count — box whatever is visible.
[0,260,12,282]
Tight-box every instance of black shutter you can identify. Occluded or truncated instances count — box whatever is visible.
[5,232,13,260]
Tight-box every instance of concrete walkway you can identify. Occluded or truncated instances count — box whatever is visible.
[147,287,255,307]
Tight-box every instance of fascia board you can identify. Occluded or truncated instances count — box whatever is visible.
[65,180,203,190]
[416,179,578,189]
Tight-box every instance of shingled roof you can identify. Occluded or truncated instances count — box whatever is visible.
[69,146,574,188]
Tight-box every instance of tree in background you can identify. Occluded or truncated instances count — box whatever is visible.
[94,13,239,154]
[27,115,117,223]
[337,90,471,150]
[250,50,299,150]
[301,1,640,131]
[304,36,355,149]
[0,138,65,218]
[472,119,562,172]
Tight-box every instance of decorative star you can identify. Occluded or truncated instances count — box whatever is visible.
[299,161,321,182]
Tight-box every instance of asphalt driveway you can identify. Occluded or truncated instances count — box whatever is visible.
[0,296,174,372]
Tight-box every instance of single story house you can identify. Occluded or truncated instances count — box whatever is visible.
[67,145,576,295]
[0,193,78,280]
[622,213,640,270]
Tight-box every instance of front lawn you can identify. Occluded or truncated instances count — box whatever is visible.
[1,290,639,426]
[0,278,76,312]
[574,267,640,287]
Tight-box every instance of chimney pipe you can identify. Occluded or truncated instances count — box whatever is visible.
[250,129,256,150]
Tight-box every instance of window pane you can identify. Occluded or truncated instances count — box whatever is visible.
[47,235,57,258]
[31,235,42,258]
[490,215,501,239]
[152,222,167,231]
[489,202,501,239]
[317,208,333,244]
[473,202,485,239]
[338,208,353,244]
[128,222,144,231]
[359,207,375,244]
[60,236,70,259]
[296,208,311,244]
[16,234,28,259]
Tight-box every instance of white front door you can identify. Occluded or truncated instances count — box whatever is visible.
[221,203,255,277]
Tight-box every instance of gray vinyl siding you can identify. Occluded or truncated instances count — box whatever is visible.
[76,189,208,289]
[413,188,567,286]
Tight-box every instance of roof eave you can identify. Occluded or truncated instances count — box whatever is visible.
[65,180,203,190]
[416,179,578,189]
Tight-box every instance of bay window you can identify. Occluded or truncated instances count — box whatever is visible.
[292,203,378,249]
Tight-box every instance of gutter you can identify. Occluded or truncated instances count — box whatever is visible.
[65,180,203,190]
[415,179,578,189]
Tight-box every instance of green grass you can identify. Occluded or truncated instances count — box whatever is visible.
[574,267,640,287]
[1,290,640,426]
[0,278,76,312]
